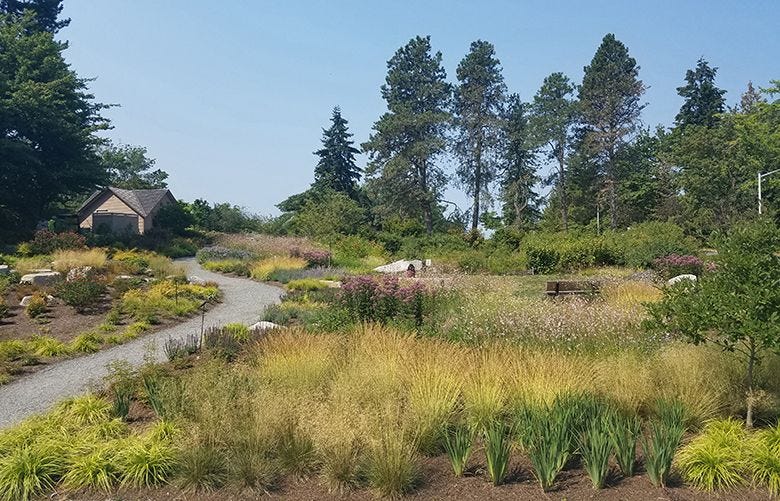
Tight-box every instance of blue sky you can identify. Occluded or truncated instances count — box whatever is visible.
[61,0,779,215]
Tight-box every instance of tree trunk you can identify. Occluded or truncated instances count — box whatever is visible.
[420,159,433,236]
[746,338,756,429]
[471,140,482,231]
[558,144,568,232]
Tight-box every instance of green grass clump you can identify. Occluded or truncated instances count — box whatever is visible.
[176,444,228,492]
[117,436,177,488]
[28,336,69,358]
[366,433,420,499]
[748,424,780,496]
[68,332,103,354]
[519,404,572,492]
[443,424,473,477]
[642,410,685,488]
[676,418,746,491]
[54,394,112,426]
[483,420,511,486]
[0,444,62,501]
[61,444,119,492]
[287,279,327,292]
[224,322,250,342]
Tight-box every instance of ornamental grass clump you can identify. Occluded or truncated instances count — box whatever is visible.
[749,422,780,496]
[675,418,746,491]
[250,256,308,281]
[579,416,612,489]
[366,432,420,499]
[519,404,572,492]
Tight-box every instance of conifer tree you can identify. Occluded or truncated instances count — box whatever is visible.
[500,94,539,227]
[579,34,645,229]
[0,0,69,33]
[675,58,726,127]
[363,36,451,235]
[313,106,362,198]
[453,40,507,231]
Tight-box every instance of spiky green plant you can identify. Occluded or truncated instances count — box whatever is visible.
[483,420,511,486]
[176,444,228,492]
[579,416,612,489]
[55,394,112,426]
[607,410,641,477]
[749,440,780,496]
[112,384,133,421]
[0,444,62,501]
[522,405,571,492]
[142,374,165,418]
[642,419,684,488]
[443,424,473,477]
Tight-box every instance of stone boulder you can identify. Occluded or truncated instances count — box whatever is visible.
[667,274,697,286]
[66,266,94,282]
[374,259,424,274]
[20,294,54,307]
[0,265,9,276]
[188,275,206,285]
[20,271,61,286]
[249,321,281,331]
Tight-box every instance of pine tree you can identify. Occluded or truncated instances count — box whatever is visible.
[529,72,578,231]
[453,40,507,231]
[313,106,362,198]
[675,58,726,127]
[0,0,69,33]
[500,94,539,227]
[579,33,645,229]
[739,81,764,113]
[363,36,451,235]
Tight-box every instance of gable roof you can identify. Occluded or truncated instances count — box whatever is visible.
[78,187,174,218]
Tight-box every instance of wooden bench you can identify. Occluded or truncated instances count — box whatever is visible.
[545,280,600,297]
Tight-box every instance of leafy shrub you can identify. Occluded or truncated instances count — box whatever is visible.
[291,248,331,267]
[287,278,327,292]
[612,222,698,268]
[25,230,86,255]
[653,254,704,278]
[25,295,47,318]
[111,250,150,274]
[55,279,105,312]
[483,420,511,486]
[443,424,472,477]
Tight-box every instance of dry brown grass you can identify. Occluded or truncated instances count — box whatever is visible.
[216,233,323,258]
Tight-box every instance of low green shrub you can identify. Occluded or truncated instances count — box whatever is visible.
[69,332,103,354]
[676,419,746,491]
[25,295,47,319]
[56,279,106,312]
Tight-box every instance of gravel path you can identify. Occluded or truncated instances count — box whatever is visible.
[0,258,283,429]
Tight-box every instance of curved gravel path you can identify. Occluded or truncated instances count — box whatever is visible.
[0,258,283,429]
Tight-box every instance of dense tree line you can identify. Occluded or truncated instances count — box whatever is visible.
[281,34,779,242]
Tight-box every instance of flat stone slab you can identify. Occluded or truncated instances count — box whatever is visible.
[320,280,341,288]
[0,265,9,275]
[374,259,423,274]
[20,271,61,286]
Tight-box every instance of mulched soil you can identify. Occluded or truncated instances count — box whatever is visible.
[0,289,110,343]
[49,454,769,501]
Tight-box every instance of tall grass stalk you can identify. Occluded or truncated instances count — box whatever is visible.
[579,417,612,489]
[607,410,641,477]
[642,420,684,488]
[521,406,571,492]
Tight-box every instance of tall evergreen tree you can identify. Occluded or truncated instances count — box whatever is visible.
[675,58,726,127]
[529,72,578,231]
[579,33,645,229]
[0,0,68,33]
[453,40,507,231]
[313,106,362,197]
[739,81,764,113]
[500,94,539,227]
[363,36,451,235]
[0,12,107,240]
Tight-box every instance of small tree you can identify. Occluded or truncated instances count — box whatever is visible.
[646,220,780,427]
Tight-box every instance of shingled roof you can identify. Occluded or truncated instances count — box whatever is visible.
[78,187,173,217]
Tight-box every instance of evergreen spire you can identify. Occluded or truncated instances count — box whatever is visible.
[313,106,362,197]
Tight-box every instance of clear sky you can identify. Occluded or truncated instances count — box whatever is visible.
[60,0,779,215]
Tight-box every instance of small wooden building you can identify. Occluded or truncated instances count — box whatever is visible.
[77,187,175,235]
